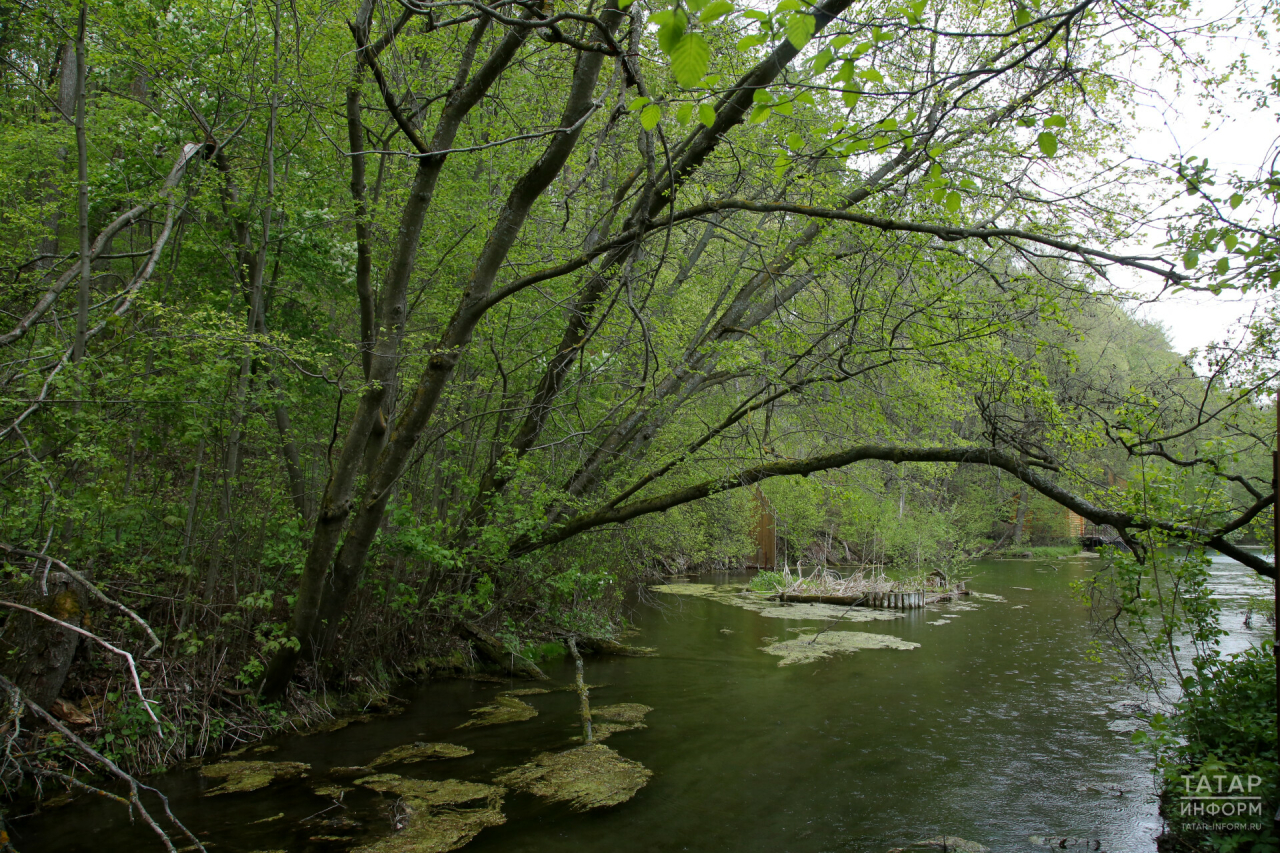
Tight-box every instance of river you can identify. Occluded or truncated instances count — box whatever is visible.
[14,554,1274,852]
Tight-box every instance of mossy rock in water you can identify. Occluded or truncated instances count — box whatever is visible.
[369,742,473,767]
[354,773,501,807]
[495,743,651,810]
[457,695,537,728]
[888,838,988,853]
[591,703,652,724]
[200,760,310,795]
[354,796,505,853]
[760,630,919,666]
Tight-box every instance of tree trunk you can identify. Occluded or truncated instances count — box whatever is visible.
[0,572,88,710]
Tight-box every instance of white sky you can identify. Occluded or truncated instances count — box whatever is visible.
[1116,5,1278,355]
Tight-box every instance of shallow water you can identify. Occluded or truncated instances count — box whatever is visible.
[14,555,1274,853]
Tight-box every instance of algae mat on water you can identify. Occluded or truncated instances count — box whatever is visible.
[200,760,310,795]
[352,774,506,853]
[760,630,919,666]
[650,583,903,622]
[457,695,537,728]
[369,742,473,767]
[495,743,651,810]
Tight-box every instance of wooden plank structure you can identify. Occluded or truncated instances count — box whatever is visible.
[767,582,967,610]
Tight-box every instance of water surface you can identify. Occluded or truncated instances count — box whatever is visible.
[15,555,1274,852]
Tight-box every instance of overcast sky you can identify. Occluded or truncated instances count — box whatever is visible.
[1116,3,1277,355]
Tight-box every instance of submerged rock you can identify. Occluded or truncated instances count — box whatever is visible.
[889,838,989,853]
[457,695,537,728]
[369,742,473,767]
[760,630,919,666]
[495,743,651,810]
[200,760,310,795]
[353,774,506,853]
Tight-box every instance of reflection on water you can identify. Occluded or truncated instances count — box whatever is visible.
[14,555,1274,853]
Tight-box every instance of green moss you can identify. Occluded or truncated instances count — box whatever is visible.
[591,703,651,724]
[495,743,651,810]
[457,695,537,728]
[353,798,505,853]
[369,742,473,767]
[760,630,919,666]
[200,760,310,796]
[354,773,500,807]
[353,775,506,853]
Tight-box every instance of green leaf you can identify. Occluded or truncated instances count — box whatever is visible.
[676,103,694,124]
[749,104,772,124]
[944,190,961,213]
[1215,257,1230,275]
[1036,131,1058,157]
[879,117,898,131]
[640,103,662,130]
[1183,251,1199,269]
[776,0,802,10]
[795,91,815,105]
[932,187,947,203]
[871,26,892,42]
[742,9,769,20]
[872,135,890,149]
[928,162,942,181]
[833,60,855,84]
[1229,192,1244,209]
[1014,8,1031,26]
[857,68,884,83]
[1223,231,1238,251]
[628,96,650,111]
[736,33,767,51]
[841,89,861,109]
[786,13,815,49]
[619,0,634,8]
[698,103,717,127]
[657,9,688,54]
[700,0,734,22]
[774,153,791,178]
[851,40,872,58]
[670,32,710,87]
[773,100,793,116]
[686,0,707,13]
[701,74,722,87]
[812,47,835,73]
[786,131,805,149]
[831,35,853,50]
[1043,114,1067,128]
[753,88,774,104]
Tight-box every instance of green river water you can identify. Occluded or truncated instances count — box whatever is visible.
[14,554,1274,852]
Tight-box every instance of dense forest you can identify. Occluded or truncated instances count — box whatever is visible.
[0,0,1278,848]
